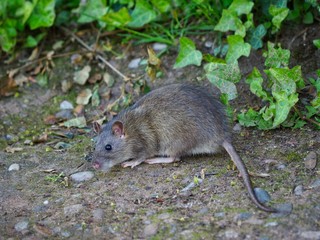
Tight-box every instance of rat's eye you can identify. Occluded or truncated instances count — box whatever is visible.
[105,144,112,151]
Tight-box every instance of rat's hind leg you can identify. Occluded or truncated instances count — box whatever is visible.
[145,157,180,164]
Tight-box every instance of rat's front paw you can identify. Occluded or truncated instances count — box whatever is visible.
[121,159,144,168]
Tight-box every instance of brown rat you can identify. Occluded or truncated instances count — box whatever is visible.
[92,84,276,212]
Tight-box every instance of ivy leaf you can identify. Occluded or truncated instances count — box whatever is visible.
[151,0,170,13]
[204,62,241,100]
[246,67,271,101]
[269,5,289,33]
[214,9,242,33]
[228,0,254,15]
[77,0,106,24]
[101,7,131,27]
[174,37,202,68]
[249,24,267,50]
[28,0,56,29]
[263,42,290,68]
[238,108,259,127]
[226,35,251,63]
[313,39,320,49]
[127,0,157,28]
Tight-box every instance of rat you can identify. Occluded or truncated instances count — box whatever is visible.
[92,84,277,212]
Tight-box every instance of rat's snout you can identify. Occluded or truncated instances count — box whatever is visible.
[92,160,101,170]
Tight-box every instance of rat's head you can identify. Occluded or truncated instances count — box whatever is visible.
[92,120,134,171]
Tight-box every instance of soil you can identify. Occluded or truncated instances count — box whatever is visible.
[0,23,320,239]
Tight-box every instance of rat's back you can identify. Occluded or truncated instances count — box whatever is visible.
[126,84,231,157]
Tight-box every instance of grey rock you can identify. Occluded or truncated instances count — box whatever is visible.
[144,223,158,237]
[55,109,73,120]
[92,208,104,221]
[294,185,304,196]
[271,203,293,217]
[204,41,213,48]
[309,179,320,189]
[233,123,242,132]
[304,151,317,170]
[8,163,20,171]
[70,171,94,182]
[264,221,278,227]
[300,231,320,239]
[14,220,29,232]
[64,204,83,216]
[128,58,141,69]
[254,188,271,203]
[60,100,74,110]
[234,212,252,221]
[276,164,286,170]
[214,212,225,218]
[224,229,239,238]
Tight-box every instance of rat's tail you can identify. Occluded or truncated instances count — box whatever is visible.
[222,140,277,213]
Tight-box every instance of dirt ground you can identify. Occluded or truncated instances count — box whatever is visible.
[0,23,320,239]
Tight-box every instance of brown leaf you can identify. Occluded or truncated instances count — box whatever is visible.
[88,73,102,84]
[0,76,17,97]
[44,115,57,125]
[74,104,85,116]
[5,147,23,153]
[32,132,48,143]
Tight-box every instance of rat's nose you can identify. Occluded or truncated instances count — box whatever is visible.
[92,161,101,169]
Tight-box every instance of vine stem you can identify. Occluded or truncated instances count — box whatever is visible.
[60,26,129,81]
[293,105,320,127]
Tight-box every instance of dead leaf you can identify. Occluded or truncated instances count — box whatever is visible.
[88,73,102,84]
[70,53,83,65]
[32,132,48,143]
[0,76,17,97]
[61,80,73,93]
[103,72,115,87]
[74,104,85,116]
[74,65,91,85]
[76,88,92,105]
[33,223,53,237]
[28,47,39,61]
[14,73,29,86]
[63,116,87,128]
[5,146,23,153]
[44,115,57,125]
[147,46,161,81]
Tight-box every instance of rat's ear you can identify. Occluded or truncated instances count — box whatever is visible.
[112,121,124,137]
[93,121,102,134]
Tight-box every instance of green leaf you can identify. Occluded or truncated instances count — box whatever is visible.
[77,0,106,24]
[64,116,87,128]
[127,0,157,28]
[313,39,320,49]
[226,35,251,63]
[246,67,271,101]
[0,26,17,52]
[249,24,267,50]
[269,5,289,33]
[214,9,241,33]
[28,0,56,29]
[263,42,290,68]
[101,7,131,27]
[228,0,254,15]
[173,37,202,68]
[237,108,259,127]
[204,62,241,100]
[303,11,313,24]
[151,0,170,13]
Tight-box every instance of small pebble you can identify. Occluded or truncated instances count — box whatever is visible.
[300,231,320,239]
[70,171,94,182]
[64,204,83,216]
[304,151,317,170]
[8,163,20,171]
[153,43,167,51]
[144,223,158,237]
[293,185,304,196]
[254,188,271,203]
[204,41,213,48]
[60,100,74,110]
[244,217,264,225]
[276,164,286,170]
[24,139,32,145]
[309,179,320,189]
[92,208,104,221]
[264,221,278,227]
[234,212,252,221]
[233,123,242,132]
[214,212,225,218]
[224,229,239,238]
[128,58,141,69]
[55,109,73,120]
[14,220,29,232]
[43,200,49,205]
[271,203,293,217]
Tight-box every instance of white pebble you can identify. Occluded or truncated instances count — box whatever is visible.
[152,43,167,51]
[128,58,141,69]
[204,41,213,48]
[43,200,49,205]
[8,163,20,171]
[60,100,74,110]
[70,171,94,182]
